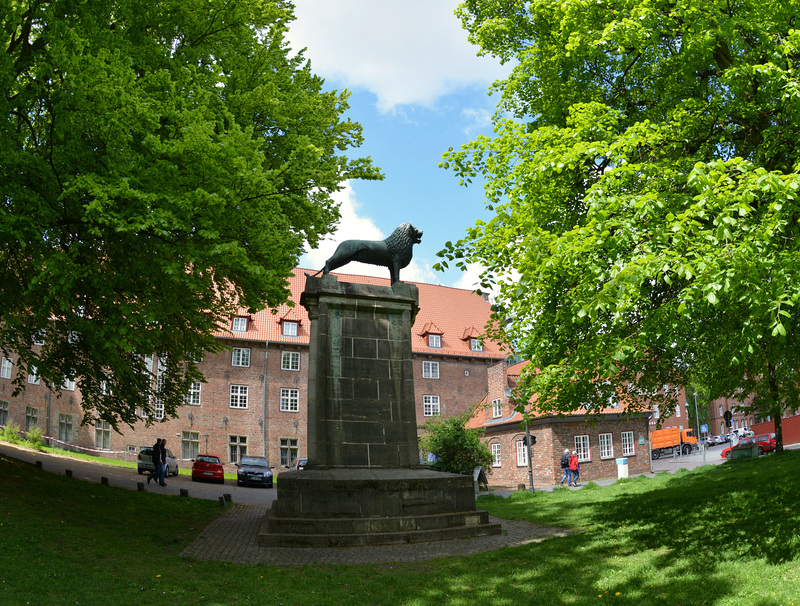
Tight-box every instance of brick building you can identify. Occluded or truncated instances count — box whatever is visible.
[467,361,651,487]
[0,268,506,474]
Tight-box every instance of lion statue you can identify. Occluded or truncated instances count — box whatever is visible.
[317,223,423,285]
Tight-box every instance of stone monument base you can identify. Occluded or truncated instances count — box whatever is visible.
[259,468,502,547]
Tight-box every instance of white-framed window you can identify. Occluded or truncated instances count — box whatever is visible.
[719,404,723,416]
[231,347,250,368]
[184,382,201,405]
[62,377,75,391]
[653,404,660,419]
[232,317,247,332]
[0,400,8,426]
[491,443,501,467]
[27,366,40,385]
[492,398,502,418]
[154,358,166,420]
[676,403,681,417]
[229,435,247,463]
[422,361,439,379]
[58,413,73,444]
[423,395,440,416]
[599,433,614,459]
[94,420,111,450]
[280,388,299,412]
[230,385,249,409]
[574,435,590,462]
[0,357,12,379]
[621,431,635,456]
[516,440,528,466]
[281,351,300,371]
[283,321,298,337]
[428,334,441,348]
[182,431,200,460]
[280,437,298,467]
[33,330,46,346]
[470,338,483,352]
[25,406,38,431]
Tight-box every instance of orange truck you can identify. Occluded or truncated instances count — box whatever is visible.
[650,427,697,459]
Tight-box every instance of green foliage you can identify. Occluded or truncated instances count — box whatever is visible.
[24,426,45,451]
[0,0,381,430]
[419,409,493,475]
[442,1,800,438]
[3,450,799,604]
[1,422,21,444]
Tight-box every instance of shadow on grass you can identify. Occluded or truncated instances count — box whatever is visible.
[596,452,800,566]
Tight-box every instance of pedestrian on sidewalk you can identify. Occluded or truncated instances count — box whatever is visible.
[569,450,580,486]
[157,439,168,486]
[147,439,162,485]
[559,449,571,485]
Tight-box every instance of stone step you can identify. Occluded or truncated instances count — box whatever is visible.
[259,517,502,548]
[265,507,494,535]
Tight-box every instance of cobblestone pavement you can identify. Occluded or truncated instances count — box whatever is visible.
[180,504,570,566]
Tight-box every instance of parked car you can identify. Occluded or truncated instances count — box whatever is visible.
[191,454,225,484]
[291,457,308,471]
[714,434,729,444]
[137,447,179,476]
[702,436,717,447]
[721,433,777,458]
[236,456,274,487]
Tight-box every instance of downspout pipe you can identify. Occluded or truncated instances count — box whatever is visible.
[268,340,269,460]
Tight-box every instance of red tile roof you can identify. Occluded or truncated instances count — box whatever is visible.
[214,268,505,359]
[466,360,636,430]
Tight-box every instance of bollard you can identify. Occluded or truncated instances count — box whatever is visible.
[223,493,232,503]
[180,489,188,497]
[101,477,109,485]
[137,482,145,491]
[36,461,43,469]
[218,496,227,507]
[517,483,526,491]
[65,470,73,477]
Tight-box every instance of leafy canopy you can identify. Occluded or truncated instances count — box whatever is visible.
[0,0,381,428]
[438,0,800,442]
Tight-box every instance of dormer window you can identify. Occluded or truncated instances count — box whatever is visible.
[283,321,298,337]
[492,398,502,418]
[428,334,441,348]
[470,338,483,352]
[232,317,247,333]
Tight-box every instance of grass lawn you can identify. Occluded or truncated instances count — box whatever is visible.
[1,449,799,605]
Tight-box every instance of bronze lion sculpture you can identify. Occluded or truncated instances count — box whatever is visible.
[318,223,423,285]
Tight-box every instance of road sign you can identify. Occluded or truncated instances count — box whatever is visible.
[700,424,708,434]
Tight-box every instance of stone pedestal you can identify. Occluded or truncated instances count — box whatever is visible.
[260,274,500,547]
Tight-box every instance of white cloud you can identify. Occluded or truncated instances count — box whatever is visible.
[286,0,509,111]
[301,183,438,283]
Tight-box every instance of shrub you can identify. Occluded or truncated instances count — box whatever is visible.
[1,423,22,444]
[25,426,46,451]
[419,409,493,475]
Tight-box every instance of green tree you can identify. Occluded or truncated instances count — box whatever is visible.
[419,409,493,475]
[0,0,381,428]
[438,1,800,450]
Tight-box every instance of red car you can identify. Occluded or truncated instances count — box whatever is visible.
[721,434,777,458]
[191,454,225,484]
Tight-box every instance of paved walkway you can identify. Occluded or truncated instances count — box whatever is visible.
[180,503,571,566]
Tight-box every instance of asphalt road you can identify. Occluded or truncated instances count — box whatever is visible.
[0,441,278,506]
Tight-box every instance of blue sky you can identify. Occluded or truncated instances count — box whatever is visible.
[286,1,512,289]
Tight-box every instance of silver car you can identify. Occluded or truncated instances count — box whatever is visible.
[137,447,179,477]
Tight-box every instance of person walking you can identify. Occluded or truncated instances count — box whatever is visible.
[157,438,168,487]
[569,450,580,487]
[146,439,161,485]
[559,448,571,485]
